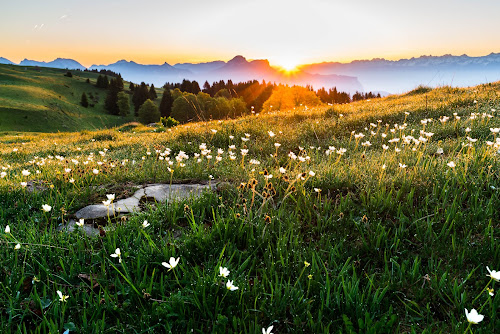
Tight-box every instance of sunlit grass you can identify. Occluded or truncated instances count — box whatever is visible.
[0,81,499,333]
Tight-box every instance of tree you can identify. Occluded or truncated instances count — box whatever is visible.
[96,75,109,88]
[64,71,72,78]
[202,81,211,94]
[138,99,160,124]
[149,84,158,99]
[117,91,130,117]
[105,78,123,115]
[159,88,174,117]
[80,92,89,107]
[129,82,135,91]
[132,82,150,115]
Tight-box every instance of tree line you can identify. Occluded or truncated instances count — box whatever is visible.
[81,74,382,125]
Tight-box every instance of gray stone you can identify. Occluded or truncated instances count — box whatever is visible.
[114,196,141,213]
[57,220,100,237]
[70,182,215,223]
[75,204,117,220]
[143,183,215,202]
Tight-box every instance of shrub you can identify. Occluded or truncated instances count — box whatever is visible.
[160,116,180,128]
[138,99,160,124]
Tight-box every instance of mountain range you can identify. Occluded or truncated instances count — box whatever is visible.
[300,53,500,93]
[88,56,363,93]
[2,53,500,94]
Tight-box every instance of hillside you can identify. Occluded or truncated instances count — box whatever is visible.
[0,82,499,333]
[0,64,134,133]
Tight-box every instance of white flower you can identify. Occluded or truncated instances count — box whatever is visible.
[226,280,239,291]
[102,200,112,206]
[14,243,21,250]
[465,308,484,324]
[110,248,122,263]
[399,163,407,169]
[22,170,30,176]
[92,169,99,175]
[106,194,115,201]
[69,178,75,183]
[20,182,27,187]
[314,188,321,193]
[490,128,500,134]
[0,172,6,178]
[76,219,85,227]
[309,171,315,177]
[447,161,456,168]
[382,164,386,170]
[142,220,150,228]
[262,325,274,334]
[57,290,69,302]
[487,266,500,281]
[162,257,180,271]
[42,204,52,212]
[5,225,11,233]
[219,267,230,278]
[436,148,444,155]
[279,167,286,174]
[268,131,275,137]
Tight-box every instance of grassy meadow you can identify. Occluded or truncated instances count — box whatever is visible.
[0,82,499,333]
[0,64,136,133]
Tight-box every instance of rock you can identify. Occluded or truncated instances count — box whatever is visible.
[74,204,117,220]
[142,183,215,203]
[57,220,100,237]
[67,182,216,226]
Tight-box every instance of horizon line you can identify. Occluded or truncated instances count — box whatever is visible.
[3,51,500,69]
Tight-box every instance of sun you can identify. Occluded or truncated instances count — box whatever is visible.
[273,57,301,72]
[280,60,299,72]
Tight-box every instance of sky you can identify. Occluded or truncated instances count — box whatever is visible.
[1,0,499,68]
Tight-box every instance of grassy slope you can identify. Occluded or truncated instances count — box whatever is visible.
[0,64,135,133]
[0,83,499,333]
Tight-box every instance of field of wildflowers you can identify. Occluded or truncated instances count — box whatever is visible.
[0,83,499,333]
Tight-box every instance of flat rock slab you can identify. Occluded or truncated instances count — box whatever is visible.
[143,183,216,202]
[57,220,101,237]
[73,182,216,220]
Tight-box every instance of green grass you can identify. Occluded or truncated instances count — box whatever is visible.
[0,82,499,333]
[0,64,135,132]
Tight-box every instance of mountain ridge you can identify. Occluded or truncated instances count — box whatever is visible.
[4,52,500,93]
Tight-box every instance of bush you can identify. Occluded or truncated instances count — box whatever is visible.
[160,116,180,128]
[64,71,73,78]
[80,92,89,108]
[138,99,160,124]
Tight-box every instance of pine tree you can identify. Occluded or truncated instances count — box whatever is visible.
[105,78,122,115]
[149,84,158,99]
[191,81,201,94]
[80,92,89,108]
[159,88,174,117]
[132,82,150,115]
[129,82,135,91]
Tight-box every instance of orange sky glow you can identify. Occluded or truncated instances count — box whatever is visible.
[1,0,500,68]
